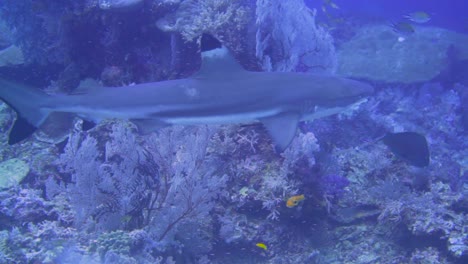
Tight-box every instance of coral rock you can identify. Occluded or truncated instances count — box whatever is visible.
[0,159,29,189]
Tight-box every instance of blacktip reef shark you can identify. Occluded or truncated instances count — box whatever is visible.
[0,47,373,151]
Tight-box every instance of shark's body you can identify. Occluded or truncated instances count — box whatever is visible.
[0,48,373,150]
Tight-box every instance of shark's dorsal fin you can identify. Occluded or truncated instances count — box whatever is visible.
[195,47,245,78]
[71,78,103,95]
[261,112,300,152]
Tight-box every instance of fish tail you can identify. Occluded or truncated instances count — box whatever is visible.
[0,78,52,144]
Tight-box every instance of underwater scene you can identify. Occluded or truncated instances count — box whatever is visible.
[0,0,467,263]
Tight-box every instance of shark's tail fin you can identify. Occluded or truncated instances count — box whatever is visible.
[0,78,52,144]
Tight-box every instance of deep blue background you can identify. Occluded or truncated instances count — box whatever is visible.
[305,0,467,32]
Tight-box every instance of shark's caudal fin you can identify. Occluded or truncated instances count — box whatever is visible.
[0,78,52,144]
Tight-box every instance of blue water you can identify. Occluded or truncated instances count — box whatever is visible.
[306,0,468,32]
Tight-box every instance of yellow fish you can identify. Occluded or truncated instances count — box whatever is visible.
[322,0,339,12]
[256,243,267,251]
[286,194,305,208]
[390,21,415,35]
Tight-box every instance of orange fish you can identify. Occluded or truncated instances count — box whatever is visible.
[286,194,305,208]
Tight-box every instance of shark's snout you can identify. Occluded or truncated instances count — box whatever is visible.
[352,80,374,97]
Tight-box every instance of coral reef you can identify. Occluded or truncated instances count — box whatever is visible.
[156,0,250,42]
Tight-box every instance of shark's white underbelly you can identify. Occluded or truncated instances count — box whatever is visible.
[56,104,283,125]
[162,108,282,125]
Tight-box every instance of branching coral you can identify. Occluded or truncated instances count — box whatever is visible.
[0,214,75,263]
[410,247,448,264]
[0,187,56,224]
[0,0,71,65]
[56,122,227,258]
[156,0,250,42]
[240,132,320,220]
[377,182,467,257]
[142,125,227,252]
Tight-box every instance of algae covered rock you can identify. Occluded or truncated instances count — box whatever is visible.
[0,158,29,189]
[337,24,468,83]
[0,45,24,67]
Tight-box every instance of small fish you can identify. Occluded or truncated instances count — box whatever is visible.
[286,194,305,208]
[330,2,339,9]
[121,215,132,223]
[256,243,268,251]
[381,132,430,167]
[321,0,339,15]
[405,12,431,23]
[331,206,381,224]
[321,5,327,13]
[239,186,249,197]
[390,21,415,35]
[323,0,339,8]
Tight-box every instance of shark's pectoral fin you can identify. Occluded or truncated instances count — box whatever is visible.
[261,112,300,152]
[131,119,169,134]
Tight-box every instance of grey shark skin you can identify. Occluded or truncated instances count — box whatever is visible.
[0,48,373,150]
